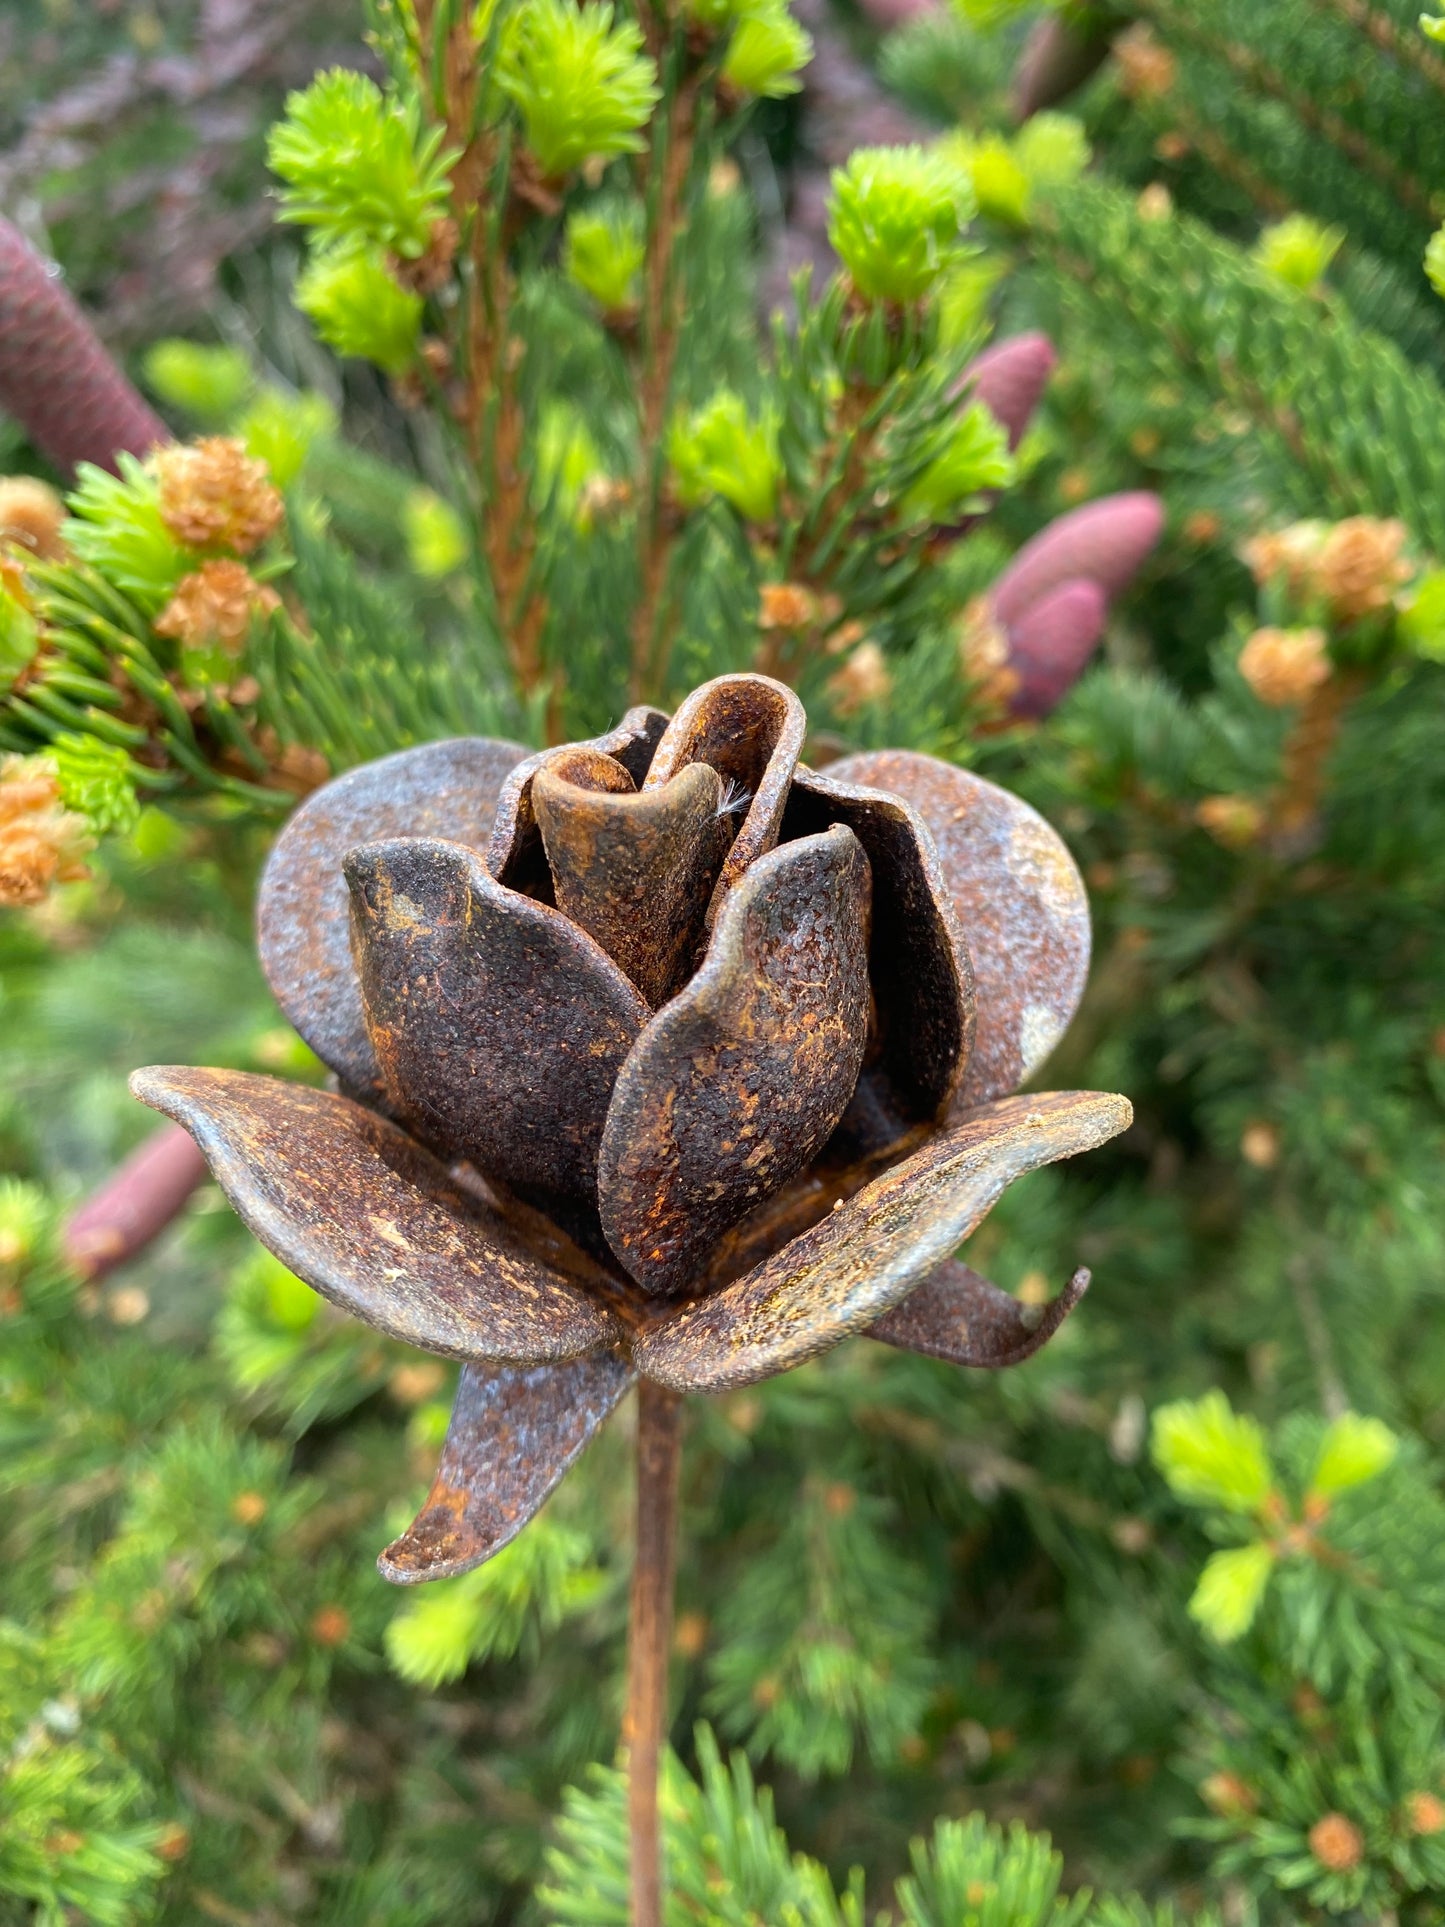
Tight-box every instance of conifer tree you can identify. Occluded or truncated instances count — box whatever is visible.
[2,3,1443,1924]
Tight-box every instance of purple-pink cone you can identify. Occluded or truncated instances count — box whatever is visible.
[852,0,938,27]
[1012,12,1116,121]
[959,332,1058,452]
[64,1122,210,1282]
[992,492,1165,629]
[982,492,1165,717]
[0,218,170,478]
[1004,579,1108,719]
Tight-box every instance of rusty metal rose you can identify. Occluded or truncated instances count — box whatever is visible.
[132,674,1130,1583]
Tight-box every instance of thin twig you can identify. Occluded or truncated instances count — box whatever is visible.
[630,64,698,703]
[1269,669,1362,845]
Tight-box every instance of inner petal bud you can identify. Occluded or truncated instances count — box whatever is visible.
[486,707,666,897]
[532,761,728,1007]
[642,673,805,925]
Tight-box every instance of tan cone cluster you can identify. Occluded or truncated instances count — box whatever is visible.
[155,436,284,555]
[1307,1811,1364,1872]
[1243,516,1412,624]
[0,754,91,907]
[1115,24,1176,100]
[1313,516,1412,621]
[958,593,1022,711]
[155,557,281,655]
[1238,625,1331,706]
[825,638,892,717]
[1194,794,1266,850]
[0,477,66,560]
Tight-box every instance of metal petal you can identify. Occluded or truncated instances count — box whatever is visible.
[532,762,728,1007]
[823,751,1090,1109]
[598,826,873,1297]
[129,1067,622,1363]
[784,766,975,1131]
[487,707,669,898]
[632,1090,1131,1392]
[257,738,528,1094]
[345,838,650,1242]
[642,673,806,924]
[378,1351,635,1583]
[868,1257,1090,1367]
[693,1133,924,1293]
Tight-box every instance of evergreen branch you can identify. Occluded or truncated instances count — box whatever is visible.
[1137,0,1440,224]
[1311,0,1445,92]
[1033,178,1445,552]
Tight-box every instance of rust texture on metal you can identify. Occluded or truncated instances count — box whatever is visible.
[533,761,728,1007]
[488,707,669,896]
[598,827,873,1297]
[785,766,975,1142]
[346,836,650,1253]
[826,750,1091,1111]
[868,1258,1091,1366]
[130,1067,622,1363]
[692,1130,932,1293]
[642,674,806,919]
[133,674,1131,1582]
[257,737,527,1094]
[380,1352,635,1582]
[630,1090,1131,1393]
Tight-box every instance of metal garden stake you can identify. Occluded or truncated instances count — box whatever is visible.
[134,673,1130,1927]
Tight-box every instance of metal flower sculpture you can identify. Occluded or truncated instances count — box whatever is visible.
[132,673,1129,1924]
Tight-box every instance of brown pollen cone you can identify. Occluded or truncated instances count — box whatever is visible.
[155,558,280,653]
[155,437,284,554]
[0,754,91,907]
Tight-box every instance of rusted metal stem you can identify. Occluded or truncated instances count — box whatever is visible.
[625,1379,681,1927]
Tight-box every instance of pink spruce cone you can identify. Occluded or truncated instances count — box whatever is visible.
[0,218,170,478]
[959,331,1058,451]
[977,492,1164,717]
[853,0,939,28]
[64,1122,211,1282]
[1012,12,1116,121]
[992,491,1165,628]
[1003,578,1108,718]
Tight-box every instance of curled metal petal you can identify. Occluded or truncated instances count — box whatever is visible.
[488,707,669,896]
[599,827,873,1297]
[824,751,1090,1110]
[784,766,975,1134]
[533,762,728,1007]
[345,838,650,1243]
[694,1132,927,1292]
[632,1090,1131,1392]
[868,1257,1090,1367]
[379,1351,635,1583]
[642,674,805,922]
[129,1067,622,1363]
[256,737,528,1095]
